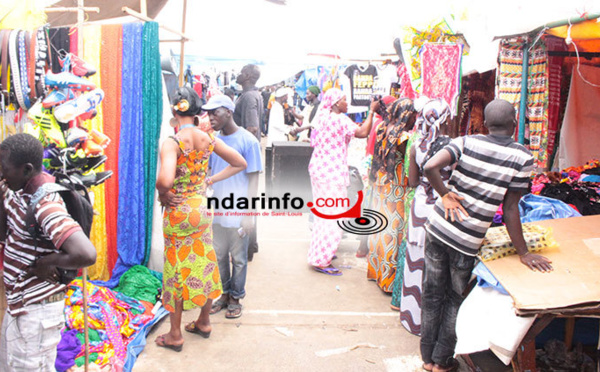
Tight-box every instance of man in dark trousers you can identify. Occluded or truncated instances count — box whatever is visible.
[0,133,97,371]
[420,99,553,372]
[234,64,264,259]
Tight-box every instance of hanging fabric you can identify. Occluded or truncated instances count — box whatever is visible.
[141,22,163,265]
[526,40,549,170]
[100,24,123,275]
[421,43,463,116]
[82,24,109,281]
[105,22,146,288]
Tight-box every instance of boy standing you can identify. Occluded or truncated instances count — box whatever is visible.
[203,95,262,319]
[420,99,552,372]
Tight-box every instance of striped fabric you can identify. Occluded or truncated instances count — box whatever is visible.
[1,179,81,316]
[425,134,534,256]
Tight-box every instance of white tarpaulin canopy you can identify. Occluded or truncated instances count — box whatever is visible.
[152,0,600,84]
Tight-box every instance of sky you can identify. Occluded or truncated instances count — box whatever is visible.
[152,0,600,83]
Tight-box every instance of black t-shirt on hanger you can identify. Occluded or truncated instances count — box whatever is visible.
[344,64,377,107]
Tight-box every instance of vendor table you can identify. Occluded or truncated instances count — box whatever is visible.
[482,215,600,371]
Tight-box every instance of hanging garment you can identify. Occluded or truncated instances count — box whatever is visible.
[420,43,463,116]
[344,64,378,106]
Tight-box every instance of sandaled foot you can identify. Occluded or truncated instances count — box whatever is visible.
[155,334,183,352]
[185,321,211,338]
[432,359,458,372]
[422,362,434,371]
[210,298,228,315]
[313,265,343,276]
[225,303,243,319]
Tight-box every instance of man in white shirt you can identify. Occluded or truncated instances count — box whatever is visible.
[267,88,290,147]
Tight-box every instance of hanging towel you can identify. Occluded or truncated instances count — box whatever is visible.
[101,24,123,275]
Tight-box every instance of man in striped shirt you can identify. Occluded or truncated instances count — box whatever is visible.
[0,133,96,372]
[419,100,553,372]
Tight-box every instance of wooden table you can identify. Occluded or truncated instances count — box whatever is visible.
[483,215,600,371]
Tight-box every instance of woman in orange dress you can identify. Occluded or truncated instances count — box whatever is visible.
[155,87,246,351]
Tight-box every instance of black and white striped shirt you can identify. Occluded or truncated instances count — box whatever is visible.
[425,134,534,256]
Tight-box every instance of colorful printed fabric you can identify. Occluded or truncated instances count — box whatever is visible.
[396,63,416,100]
[421,43,463,116]
[526,40,549,170]
[497,39,525,111]
[64,279,153,367]
[162,134,222,312]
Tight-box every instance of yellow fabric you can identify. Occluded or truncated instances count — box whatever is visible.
[82,25,109,281]
[0,1,47,30]
[548,19,600,40]
[479,224,559,262]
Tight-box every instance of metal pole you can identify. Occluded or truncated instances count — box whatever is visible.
[178,0,187,87]
[77,2,90,371]
[518,41,529,144]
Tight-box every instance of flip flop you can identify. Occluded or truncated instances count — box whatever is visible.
[313,266,343,276]
[210,298,228,315]
[155,335,183,352]
[423,362,434,371]
[185,322,211,338]
[225,303,243,319]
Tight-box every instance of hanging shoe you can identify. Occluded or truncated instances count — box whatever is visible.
[81,138,104,156]
[72,170,113,187]
[58,51,97,77]
[65,127,89,147]
[45,71,96,91]
[77,109,97,122]
[80,155,107,173]
[42,89,75,108]
[27,102,67,148]
[53,88,104,123]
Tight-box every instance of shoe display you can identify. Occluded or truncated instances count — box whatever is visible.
[42,89,75,108]
[66,127,89,147]
[89,129,110,148]
[27,102,67,148]
[72,170,113,187]
[45,71,96,91]
[53,88,104,123]
[58,52,97,77]
[80,155,107,173]
[77,109,98,122]
[81,138,104,156]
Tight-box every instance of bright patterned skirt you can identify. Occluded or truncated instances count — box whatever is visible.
[162,194,222,312]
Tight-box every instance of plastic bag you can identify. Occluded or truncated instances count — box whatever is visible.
[478,224,559,262]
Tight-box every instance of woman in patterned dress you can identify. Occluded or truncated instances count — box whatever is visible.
[400,99,452,335]
[155,87,247,351]
[367,99,417,293]
[306,88,377,275]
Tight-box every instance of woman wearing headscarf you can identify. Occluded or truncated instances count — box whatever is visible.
[155,87,247,351]
[400,99,452,335]
[308,88,377,275]
[367,99,418,293]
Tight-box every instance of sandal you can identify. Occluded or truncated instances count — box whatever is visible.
[423,362,434,371]
[432,359,459,372]
[313,265,343,276]
[155,334,183,352]
[210,298,228,315]
[185,322,211,338]
[225,303,243,319]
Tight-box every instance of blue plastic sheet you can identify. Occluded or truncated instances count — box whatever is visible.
[519,193,582,223]
[473,262,509,295]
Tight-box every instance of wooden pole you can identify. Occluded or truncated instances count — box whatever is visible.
[178,0,188,87]
[44,7,99,13]
[140,0,148,16]
[76,2,90,370]
[122,7,191,41]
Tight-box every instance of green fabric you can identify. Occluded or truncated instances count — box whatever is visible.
[75,328,102,344]
[391,130,420,308]
[114,265,162,304]
[75,353,98,367]
[308,85,320,95]
[141,21,163,265]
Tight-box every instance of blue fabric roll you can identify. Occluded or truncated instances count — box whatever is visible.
[100,22,146,288]
[519,193,582,223]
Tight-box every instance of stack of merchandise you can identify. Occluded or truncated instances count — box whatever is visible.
[24,50,112,187]
[531,159,600,216]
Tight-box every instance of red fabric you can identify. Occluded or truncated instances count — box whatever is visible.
[421,44,462,115]
[366,116,384,156]
[100,25,123,274]
[396,63,416,100]
[69,27,78,57]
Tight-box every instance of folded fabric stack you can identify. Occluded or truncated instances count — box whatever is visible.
[479,224,559,262]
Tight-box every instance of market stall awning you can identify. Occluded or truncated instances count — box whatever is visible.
[45,0,169,26]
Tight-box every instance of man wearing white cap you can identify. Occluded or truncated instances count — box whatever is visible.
[267,88,291,147]
[201,95,262,319]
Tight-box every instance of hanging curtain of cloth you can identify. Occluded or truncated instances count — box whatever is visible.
[82,25,109,281]
[421,43,463,116]
[100,24,123,275]
[104,22,146,288]
[141,22,163,266]
[496,39,525,117]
